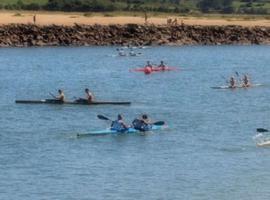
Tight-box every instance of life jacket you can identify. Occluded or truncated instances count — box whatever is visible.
[111,120,126,131]
[132,119,151,131]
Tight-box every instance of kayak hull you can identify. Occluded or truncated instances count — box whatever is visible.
[132,66,178,73]
[15,99,131,105]
[257,140,270,147]
[77,125,167,137]
[211,83,263,89]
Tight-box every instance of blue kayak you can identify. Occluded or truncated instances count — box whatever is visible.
[77,125,167,137]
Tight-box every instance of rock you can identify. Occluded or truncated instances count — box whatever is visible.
[0,24,269,47]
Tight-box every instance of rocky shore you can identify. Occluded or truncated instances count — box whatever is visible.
[0,24,269,47]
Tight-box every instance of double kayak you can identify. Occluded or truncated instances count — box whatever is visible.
[77,124,168,137]
[211,83,263,89]
[131,66,178,74]
[15,99,131,105]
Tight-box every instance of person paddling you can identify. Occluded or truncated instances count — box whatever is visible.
[132,114,152,131]
[229,76,237,88]
[144,61,153,74]
[129,50,136,56]
[111,114,129,132]
[242,74,250,87]
[158,61,166,70]
[145,61,153,69]
[76,88,94,103]
[117,48,126,56]
[85,88,94,102]
[56,89,65,102]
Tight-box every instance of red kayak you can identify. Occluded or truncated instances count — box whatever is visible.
[131,66,178,74]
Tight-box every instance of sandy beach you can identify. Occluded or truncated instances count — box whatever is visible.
[0,11,269,27]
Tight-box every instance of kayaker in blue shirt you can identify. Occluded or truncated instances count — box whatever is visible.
[132,114,152,131]
[111,114,129,132]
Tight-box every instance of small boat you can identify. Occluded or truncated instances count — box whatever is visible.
[211,83,263,89]
[15,99,131,105]
[77,124,167,137]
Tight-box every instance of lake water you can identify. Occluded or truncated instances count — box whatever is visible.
[1,46,270,200]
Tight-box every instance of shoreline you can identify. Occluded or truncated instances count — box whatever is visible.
[0,24,269,47]
[0,11,270,27]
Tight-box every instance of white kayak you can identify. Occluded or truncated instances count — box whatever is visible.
[257,140,270,147]
[211,83,263,89]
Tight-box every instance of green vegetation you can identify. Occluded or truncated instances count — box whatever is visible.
[0,0,269,15]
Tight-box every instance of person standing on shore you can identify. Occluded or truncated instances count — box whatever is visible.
[33,14,36,24]
[144,11,148,24]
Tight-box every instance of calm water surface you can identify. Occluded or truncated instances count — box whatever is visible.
[1,46,270,199]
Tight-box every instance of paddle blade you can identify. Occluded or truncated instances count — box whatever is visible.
[97,115,110,120]
[153,121,165,126]
[49,92,56,99]
[257,128,269,133]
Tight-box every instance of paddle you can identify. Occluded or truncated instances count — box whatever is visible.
[257,128,269,133]
[97,114,112,121]
[153,121,165,126]
[49,92,57,99]
[235,71,242,84]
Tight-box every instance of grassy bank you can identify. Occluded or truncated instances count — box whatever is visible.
[6,10,270,20]
[0,0,269,15]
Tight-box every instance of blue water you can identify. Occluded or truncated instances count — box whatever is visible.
[1,46,270,200]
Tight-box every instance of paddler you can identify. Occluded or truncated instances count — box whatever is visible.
[75,88,94,103]
[145,61,153,69]
[117,48,126,56]
[132,114,152,131]
[85,88,94,102]
[242,74,250,87]
[56,89,65,102]
[111,114,129,132]
[129,51,136,56]
[229,76,237,88]
[158,61,166,70]
[144,61,153,74]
